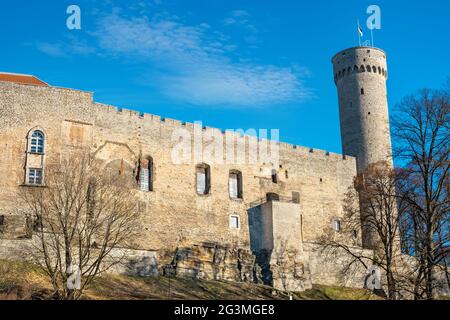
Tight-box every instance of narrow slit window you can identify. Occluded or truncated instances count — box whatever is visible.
[271,170,278,184]
[139,157,153,192]
[333,219,341,232]
[361,88,365,95]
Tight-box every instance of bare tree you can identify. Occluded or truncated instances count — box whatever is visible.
[18,154,141,300]
[319,162,409,300]
[392,88,449,300]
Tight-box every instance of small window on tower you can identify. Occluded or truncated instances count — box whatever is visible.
[361,88,365,95]
[333,219,341,232]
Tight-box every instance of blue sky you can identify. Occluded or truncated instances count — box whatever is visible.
[0,0,448,154]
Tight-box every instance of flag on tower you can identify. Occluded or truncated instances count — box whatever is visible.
[358,25,364,37]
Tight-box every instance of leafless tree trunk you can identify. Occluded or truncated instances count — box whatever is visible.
[18,153,141,300]
[392,87,449,300]
[320,162,408,300]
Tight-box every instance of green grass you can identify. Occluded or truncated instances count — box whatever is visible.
[0,259,390,300]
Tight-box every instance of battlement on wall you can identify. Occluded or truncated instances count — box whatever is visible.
[0,79,355,163]
[93,101,354,163]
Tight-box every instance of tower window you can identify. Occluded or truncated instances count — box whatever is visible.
[361,88,365,95]
[196,164,211,195]
[333,219,341,232]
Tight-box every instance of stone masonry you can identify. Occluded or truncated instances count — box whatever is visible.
[0,46,400,292]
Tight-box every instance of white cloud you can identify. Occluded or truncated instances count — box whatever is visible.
[36,42,67,57]
[94,13,311,107]
[36,37,95,58]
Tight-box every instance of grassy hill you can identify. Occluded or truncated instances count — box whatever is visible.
[0,259,384,300]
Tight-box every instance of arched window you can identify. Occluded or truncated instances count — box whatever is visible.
[229,170,243,199]
[372,66,377,73]
[353,65,359,72]
[266,193,280,202]
[347,67,352,74]
[378,66,382,74]
[29,130,45,153]
[366,65,372,72]
[196,164,211,195]
[139,157,153,192]
[360,65,366,72]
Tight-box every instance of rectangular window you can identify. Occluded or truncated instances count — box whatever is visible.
[229,173,238,199]
[230,215,240,229]
[333,220,341,232]
[271,171,278,184]
[28,168,43,185]
[196,168,207,194]
[30,142,43,153]
[140,168,150,192]
[292,191,300,204]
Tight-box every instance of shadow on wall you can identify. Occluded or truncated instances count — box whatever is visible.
[108,250,159,277]
[124,255,159,277]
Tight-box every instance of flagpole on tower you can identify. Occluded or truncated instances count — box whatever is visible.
[357,20,362,46]
[370,27,374,47]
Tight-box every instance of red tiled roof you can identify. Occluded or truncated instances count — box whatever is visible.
[0,72,48,86]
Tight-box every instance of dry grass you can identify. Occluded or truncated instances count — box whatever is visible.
[0,259,387,300]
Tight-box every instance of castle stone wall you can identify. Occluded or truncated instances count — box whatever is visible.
[0,81,359,254]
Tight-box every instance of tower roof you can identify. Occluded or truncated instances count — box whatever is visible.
[0,72,49,86]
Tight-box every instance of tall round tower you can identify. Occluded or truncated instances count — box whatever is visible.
[332,47,393,173]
